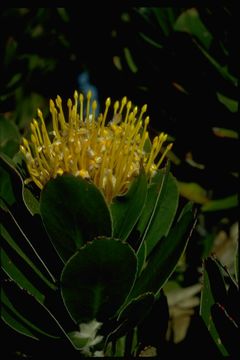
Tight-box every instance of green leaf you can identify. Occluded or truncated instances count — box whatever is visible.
[2,293,39,340]
[4,37,18,66]
[211,303,239,356]
[212,127,238,139]
[178,181,208,204]
[57,8,69,22]
[200,257,239,355]
[7,73,22,89]
[139,32,163,48]
[203,257,228,303]
[110,171,147,241]
[201,194,238,212]
[200,257,229,355]
[0,116,20,157]
[124,47,138,73]
[61,238,137,323]
[1,281,63,340]
[194,41,237,85]
[15,91,46,130]
[0,150,35,213]
[1,245,44,304]
[11,150,29,183]
[119,292,155,325]
[235,244,238,283]
[136,240,146,276]
[137,170,165,236]
[1,221,56,298]
[0,202,60,284]
[174,8,213,49]
[23,187,40,215]
[137,290,169,350]
[68,331,89,349]
[137,168,179,256]
[0,152,22,208]
[0,166,15,208]
[216,93,238,113]
[105,336,126,357]
[129,203,195,298]
[1,139,19,157]
[0,153,60,282]
[152,7,177,37]
[108,293,155,342]
[40,174,112,263]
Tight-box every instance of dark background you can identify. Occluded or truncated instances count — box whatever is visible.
[0,6,238,358]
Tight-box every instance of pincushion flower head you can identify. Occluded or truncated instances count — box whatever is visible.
[20,90,172,203]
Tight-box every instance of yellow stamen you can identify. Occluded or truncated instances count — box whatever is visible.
[86,90,92,121]
[156,143,173,168]
[92,100,97,122]
[102,97,111,128]
[37,109,51,147]
[119,96,127,114]
[114,100,120,115]
[124,100,132,122]
[139,104,147,123]
[79,93,84,122]
[21,90,172,203]
[56,95,67,131]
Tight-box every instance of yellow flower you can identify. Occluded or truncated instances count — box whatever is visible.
[20,91,172,203]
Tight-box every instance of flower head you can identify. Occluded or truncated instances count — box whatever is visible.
[20,91,172,202]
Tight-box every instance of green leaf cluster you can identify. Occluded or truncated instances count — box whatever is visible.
[0,153,196,356]
[200,256,239,356]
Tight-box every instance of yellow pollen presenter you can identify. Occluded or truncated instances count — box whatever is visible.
[21,90,172,203]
